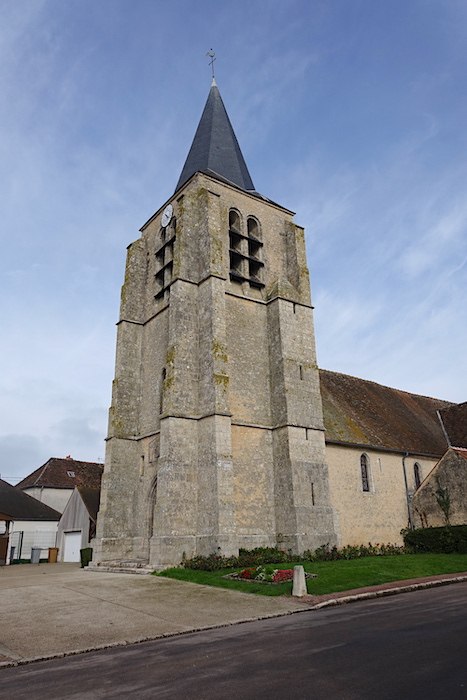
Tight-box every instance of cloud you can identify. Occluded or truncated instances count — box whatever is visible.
[0,434,52,484]
[398,199,467,279]
[0,415,105,485]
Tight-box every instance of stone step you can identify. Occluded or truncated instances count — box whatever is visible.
[86,565,153,575]
[86,559,153,575]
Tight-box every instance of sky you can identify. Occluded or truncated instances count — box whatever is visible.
[1,0,466,483]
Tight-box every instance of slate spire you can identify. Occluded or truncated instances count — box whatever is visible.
[175,79,255,193]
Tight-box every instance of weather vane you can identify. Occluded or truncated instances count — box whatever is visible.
[206,49,216,79]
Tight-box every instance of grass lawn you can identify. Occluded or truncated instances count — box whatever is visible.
[156,554,467,597]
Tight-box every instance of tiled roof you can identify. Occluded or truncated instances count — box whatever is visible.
[0,479,61,521]
[438,402,467,449]
[175,79,255,194]
[16,458,104,491]
[77,487,101,523]
[320,369,452,456]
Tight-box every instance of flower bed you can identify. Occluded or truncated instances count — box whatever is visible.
[223,565,317,585]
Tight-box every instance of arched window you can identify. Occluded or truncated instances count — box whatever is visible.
[228,211,264,289]
[414,462,422,490]
[229,209,243,281]
[155,209,176,301]
[360,454,370,492]
[229,209,241,233]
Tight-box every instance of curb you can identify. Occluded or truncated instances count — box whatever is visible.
[0,610,302,670]
[307,574,467,609]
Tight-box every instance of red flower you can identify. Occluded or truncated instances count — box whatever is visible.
[272,569,294,582]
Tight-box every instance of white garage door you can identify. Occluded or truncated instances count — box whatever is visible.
[63,532,82,562]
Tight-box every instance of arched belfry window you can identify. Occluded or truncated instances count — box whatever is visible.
[229,209,241,233]
[360,454,370,492]
[228,210,264,288]
[229,210,243,282]
[154,210,176,300]
[414,462,422,490]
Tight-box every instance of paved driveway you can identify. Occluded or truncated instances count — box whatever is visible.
[0,563,304,663]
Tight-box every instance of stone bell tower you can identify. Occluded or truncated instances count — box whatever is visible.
[93,78,338,569]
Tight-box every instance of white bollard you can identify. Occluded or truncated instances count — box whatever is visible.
[292,565,307,597]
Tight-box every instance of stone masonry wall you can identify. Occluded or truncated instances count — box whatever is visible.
[412,449,467,528]
[326,444,438,545]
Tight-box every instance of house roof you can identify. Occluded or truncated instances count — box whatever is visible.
[77,487,101,523]
[319,369,453,456]
[175,79,255,194]
[438,402,467,449]
[16,458,104,491]
[0,479,61,521]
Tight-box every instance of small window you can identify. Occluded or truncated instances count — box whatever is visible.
[360,454,370,492]
[414,462,422,490]
[160,368,166,414]
[67,471,75,478]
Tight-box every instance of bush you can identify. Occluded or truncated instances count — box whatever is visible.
[237,547,291,566]
[180,542,407,571]
[181,547,294,571]
[403,525,467,554]
[302,542,407,561]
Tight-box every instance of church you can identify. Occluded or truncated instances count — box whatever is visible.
[92,79,458,571]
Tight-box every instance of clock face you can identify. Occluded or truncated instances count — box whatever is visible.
[161,204,173,228]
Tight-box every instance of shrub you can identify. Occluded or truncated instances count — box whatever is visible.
[237,547,291,566]
[181,547,294,571]
[403,525,467,554]
[180,542,407,571]
[180,553,229,571]
[302,542,407,561]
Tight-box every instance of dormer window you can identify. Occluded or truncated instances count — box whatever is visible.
[67,471,75,478]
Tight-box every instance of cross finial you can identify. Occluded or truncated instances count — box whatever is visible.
[206,49,216,79]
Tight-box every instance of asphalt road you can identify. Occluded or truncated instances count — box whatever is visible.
[2,582,467,700]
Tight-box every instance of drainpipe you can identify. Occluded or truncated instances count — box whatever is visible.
[402,452,414,530]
